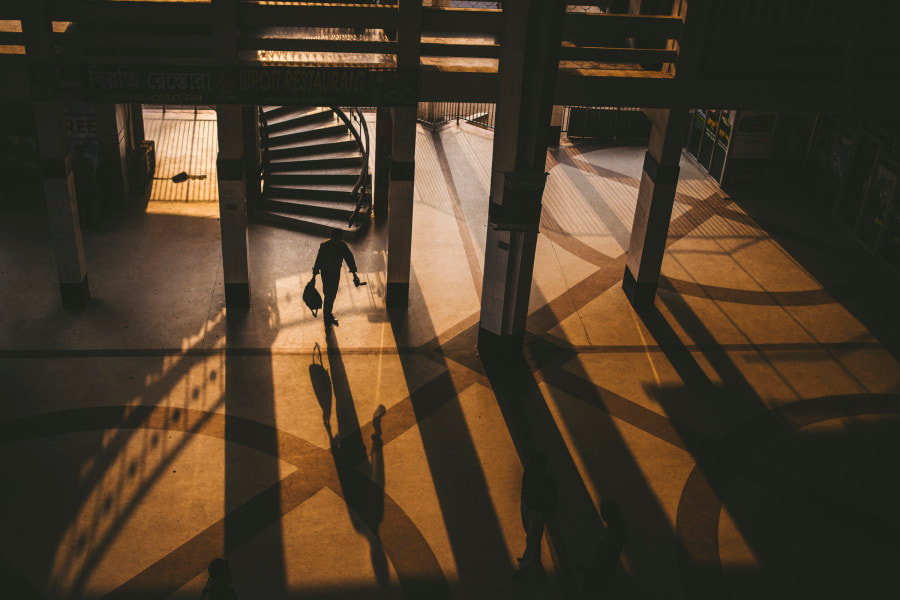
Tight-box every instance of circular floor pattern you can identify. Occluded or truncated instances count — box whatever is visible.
[0,405,451,600]
[675,393,900,600]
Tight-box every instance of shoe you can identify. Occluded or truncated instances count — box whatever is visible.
[329,317,339,327]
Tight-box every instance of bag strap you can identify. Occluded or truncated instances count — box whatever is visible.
[312,342,324,367]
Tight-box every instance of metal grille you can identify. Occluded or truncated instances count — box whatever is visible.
[561,106,651,144]
[566,3,611,13]
[423,1,501,7]
[417,102,496,130]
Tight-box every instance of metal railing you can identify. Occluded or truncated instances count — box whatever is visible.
[257,106,270,197]
[333,106,370,228]
[416,103,655,145]
[418,102,496,130]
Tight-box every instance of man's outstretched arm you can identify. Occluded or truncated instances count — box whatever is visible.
[343,244,358,274]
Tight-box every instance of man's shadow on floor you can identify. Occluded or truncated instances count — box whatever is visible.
[310,333,390,595]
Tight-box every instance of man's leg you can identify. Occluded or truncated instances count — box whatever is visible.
[519,507,545,570]
[322,271,340,323]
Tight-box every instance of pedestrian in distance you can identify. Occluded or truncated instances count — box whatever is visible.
[580,498,629,599]
[201,558,238,600]
[312,228,361,328]
[514,451,558,579]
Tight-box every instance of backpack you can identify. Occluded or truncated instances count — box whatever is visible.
[303,278,322,316]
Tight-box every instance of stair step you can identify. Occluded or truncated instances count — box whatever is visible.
[266,181,356,193]
[267,139,358,160]
[265,185,356,201]
[260,197,358,219]
[265,109,334,133]
[255,210,366,240]
[268,156,363,172]
[265,172,358,185]
[262,105,328,124]
[264,117,342,138]
[266,125,349,148]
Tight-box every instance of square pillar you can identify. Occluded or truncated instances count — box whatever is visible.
[242,105,261,208]
[477,0,565,353]
[35,102,90,308]
[94,103,129,208]
[216,106,250,309]
[374,107,393,221]
[385,106,416,308]
[549,105,565,149]
[622,107,689,309]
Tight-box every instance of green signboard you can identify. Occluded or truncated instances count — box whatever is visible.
[29,63,417,106]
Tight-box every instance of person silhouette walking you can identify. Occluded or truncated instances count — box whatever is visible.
[514,452,557,578]
[580,499,629,599]
[313,228,359,328]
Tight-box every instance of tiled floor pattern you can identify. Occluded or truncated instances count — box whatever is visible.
[1,120,899,599]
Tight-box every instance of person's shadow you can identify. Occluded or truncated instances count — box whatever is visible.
[309,342,333,440]
[317,331,390,595]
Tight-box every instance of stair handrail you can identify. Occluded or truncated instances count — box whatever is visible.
[258,106,270,196]
[331,106,370,227]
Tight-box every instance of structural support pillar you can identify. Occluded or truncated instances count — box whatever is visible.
[241,105,260,209]
[622,107,689,309]
[374,107,393,221]
[216,106,251,309]
[549,105,565,149]
[25,1,89,308]
[384,0,421,308]
[35,102,90,308]
[94,103,130,208]
[385,106,416,307]
[478,0,565,353]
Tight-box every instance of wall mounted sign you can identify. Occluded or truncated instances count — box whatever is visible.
[29,63,418,106]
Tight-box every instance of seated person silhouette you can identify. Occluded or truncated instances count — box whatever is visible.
[312,228,359,328]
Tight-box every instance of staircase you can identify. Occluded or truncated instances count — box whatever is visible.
[256,106,371,239]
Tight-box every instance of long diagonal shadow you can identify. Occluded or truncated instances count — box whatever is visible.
[0,402,449,599]
[387,267,513,598]
[223,304,288,596]
[324,330,392,597]
[637,295,900,598]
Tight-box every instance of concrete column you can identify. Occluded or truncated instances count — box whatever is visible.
[385,106,416,307]
[35,102,90,308]
[478,0,565,352]
[216,106,251,309]
[374,107,393,221]
[94,103,129,207]
[242,105,261,208]
[24,1,89,307]
[385,0,421,308]
[549,105,566,149]
[129,103,145,151]
[622,107,689,309]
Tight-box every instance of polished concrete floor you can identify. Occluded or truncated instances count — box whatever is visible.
[2,118,900,599]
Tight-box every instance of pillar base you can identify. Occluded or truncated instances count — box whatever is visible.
[622,265,657,311]
[477,326,525,357]
[385,282,409,308]
[225,283,250,309]
[548,125,562,149]
[60,275,90,309]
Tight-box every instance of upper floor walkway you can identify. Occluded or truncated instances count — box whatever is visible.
[2,0,900,111]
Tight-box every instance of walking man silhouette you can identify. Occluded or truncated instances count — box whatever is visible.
[514,452,557,578]
[313,228,359,328]
[580,499,629,599]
